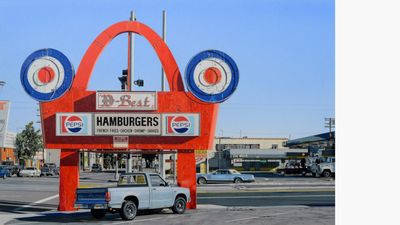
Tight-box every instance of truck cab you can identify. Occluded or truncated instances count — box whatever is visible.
[307,157,335,178]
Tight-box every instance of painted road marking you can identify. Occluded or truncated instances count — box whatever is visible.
[14,194,59,211]
[225,212,289,223]
[198,194,335,199]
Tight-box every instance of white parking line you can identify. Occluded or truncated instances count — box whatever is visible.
[111,216,165,224]
[198,194,334,199]
[15,194,59,211]
[225,212,289,223]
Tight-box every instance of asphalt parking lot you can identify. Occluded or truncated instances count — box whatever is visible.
[0,172,335,224]
[3,206,334,225]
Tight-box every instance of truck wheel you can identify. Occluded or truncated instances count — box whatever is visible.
[234,178,243,184]
[91,209,106,219]
[172,197,186,214]
[120,200,137,220]
[322,170,331,178]
[2,174,6,179]
[197,177,207,185]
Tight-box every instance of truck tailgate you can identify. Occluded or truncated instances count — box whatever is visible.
[75,188,108,205]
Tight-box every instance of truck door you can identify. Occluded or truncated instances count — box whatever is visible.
[149,174,173,209]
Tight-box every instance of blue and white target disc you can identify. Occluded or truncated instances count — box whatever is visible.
[185,50,239,103]
[20,48,74,102]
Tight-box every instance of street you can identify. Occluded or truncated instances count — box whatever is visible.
[0,172,334,224]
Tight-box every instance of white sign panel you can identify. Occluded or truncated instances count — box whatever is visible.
[0,101,11,147]
[3,132,16,148]
[113,136,129,148]
[161,113,200,136]
[94,113,161,136]
[96,92,157,110]
[55,113,93,136]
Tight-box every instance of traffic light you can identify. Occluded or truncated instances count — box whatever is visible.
[118,69,128,90]
[134,79,144,87]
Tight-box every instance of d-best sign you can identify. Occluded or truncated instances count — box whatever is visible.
[94,113,160,135]
[96,91,157,110]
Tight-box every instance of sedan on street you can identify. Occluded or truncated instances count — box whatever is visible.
[19,167,41,177]
[196,169,255,184]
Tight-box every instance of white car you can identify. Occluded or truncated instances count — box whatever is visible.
[19,167,41,177]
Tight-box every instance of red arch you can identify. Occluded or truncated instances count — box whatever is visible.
[72,21,185,92]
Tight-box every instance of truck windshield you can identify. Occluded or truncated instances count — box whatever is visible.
[118,174,147,186]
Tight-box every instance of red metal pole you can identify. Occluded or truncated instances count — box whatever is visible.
[58,149,79,211]
[177,149,197,209]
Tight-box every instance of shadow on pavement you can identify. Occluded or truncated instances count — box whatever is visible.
[9,210,171,224]
[0,200,56,214]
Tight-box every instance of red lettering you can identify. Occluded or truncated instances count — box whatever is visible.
[119,95,132,106]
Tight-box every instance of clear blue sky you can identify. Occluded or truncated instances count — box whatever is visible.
[0,0,334,139]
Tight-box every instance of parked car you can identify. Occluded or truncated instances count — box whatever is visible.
[19,167,41,177]
[75,173,190,221]
[40,167,56,176]
[0,167,11,179]
[91,163,102,172]
[9,165,22,176]
[43,163,59,175]
[196,169,255,184]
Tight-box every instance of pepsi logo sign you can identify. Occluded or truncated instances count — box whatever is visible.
[63,116,84,133]
[56,113,92,136]
[162,114,199,136]
[169,116,191,134]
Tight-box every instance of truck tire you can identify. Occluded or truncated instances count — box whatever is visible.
[197,177,207,185]
[2,174,6,179]
[91,209,106,219]
[234,178,243,184]
[322,170,331,178]
[172,196,187,214]
[120,200,137,220]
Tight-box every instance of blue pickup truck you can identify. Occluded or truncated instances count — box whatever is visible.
[0,166,11,179]
[75,173,190,221]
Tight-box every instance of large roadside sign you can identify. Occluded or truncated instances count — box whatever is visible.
[19,19,240,211]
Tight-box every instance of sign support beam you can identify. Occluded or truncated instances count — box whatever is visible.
[58,149,79,211]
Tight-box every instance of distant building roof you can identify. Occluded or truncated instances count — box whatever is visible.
[286,132,335,147]
[215,137,288,140]
[227,148,307,159]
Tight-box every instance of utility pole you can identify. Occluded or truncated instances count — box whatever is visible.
[324,118,335,149]
[125,10,136,174]
[159,10,167,179]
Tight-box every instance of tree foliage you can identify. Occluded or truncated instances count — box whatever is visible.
[15,121,43,165]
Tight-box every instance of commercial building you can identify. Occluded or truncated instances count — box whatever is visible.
[204,137,309,171]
